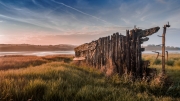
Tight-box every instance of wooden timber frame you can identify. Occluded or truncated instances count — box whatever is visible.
[74,27,160,78]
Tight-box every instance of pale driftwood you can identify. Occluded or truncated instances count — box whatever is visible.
[73,57,85,61]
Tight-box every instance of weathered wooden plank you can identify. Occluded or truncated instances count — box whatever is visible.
[136,36,141,77]
[100,38,103,68]
[115,32,119,61]
[103,37,105,66]
[123,36,127,74]
[98,38,101,69]
[130,29,136,75]
[107,36,110,59]
[119,35,123,75]
[126,30,130,74]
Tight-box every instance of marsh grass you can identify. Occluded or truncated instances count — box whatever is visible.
[166,60,175,66]
[0,55,73,70]
[0,62,174,101]
[0,54,180,101]
[175,60,180,67]
[143,54,180,80]
[153,59,161,65]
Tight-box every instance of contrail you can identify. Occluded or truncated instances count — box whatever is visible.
[51,0,119,26]
[0,1,22,11]
[32,0,44,8]
[0,14,64,32]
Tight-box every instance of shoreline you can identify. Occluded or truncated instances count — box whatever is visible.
[0,51,75,56]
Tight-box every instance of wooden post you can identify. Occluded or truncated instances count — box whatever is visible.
[166,51,168,62]
[126,30,130,74]
[119,35,123,75]
[111,35,113,59]
[136,36,141,77]
[116,34,120,74]
[98,39,101,69]
[123,36,126,74]
[130,29,136,75]
[113,33,116,61]
[161,22,170,75]
[107,36,110,59]
[109,36,112,58]
[100,38,103,68]
[104,37,107,67]
[162,27,165,74]
[102,37,105,66]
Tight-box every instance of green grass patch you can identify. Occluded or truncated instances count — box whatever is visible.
[153,59,161,65]
[166,60,175,66]
[0,54,180,100]
[0,61,180,101]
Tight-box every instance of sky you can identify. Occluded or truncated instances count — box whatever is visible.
[0,0,180,47]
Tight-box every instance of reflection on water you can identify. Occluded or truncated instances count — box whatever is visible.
[142,50,180,54]
[0,51,75,56]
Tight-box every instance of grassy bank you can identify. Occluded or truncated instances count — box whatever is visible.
[0,55,73,70]
[0,54,180,101]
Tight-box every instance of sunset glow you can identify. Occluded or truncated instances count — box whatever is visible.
[0,0,180,46]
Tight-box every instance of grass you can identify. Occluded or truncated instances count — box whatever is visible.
[142,54,180,82]
[166,60,175,66]
[0,54,180,101]
[0,55,73,70]
[153,59,161,65]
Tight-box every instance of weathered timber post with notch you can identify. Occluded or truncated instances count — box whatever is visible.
[157,22,170,75]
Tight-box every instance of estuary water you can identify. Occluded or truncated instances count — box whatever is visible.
[0,50,179,56]
[0,51,75,56]
[142,50,180,54]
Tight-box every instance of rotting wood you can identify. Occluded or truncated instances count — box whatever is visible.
[74,26,160,78]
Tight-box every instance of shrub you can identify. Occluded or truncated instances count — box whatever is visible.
[153,59,161,65]
[166,60,174,66]
[166,82,180,97]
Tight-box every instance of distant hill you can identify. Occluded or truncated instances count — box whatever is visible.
[1,44,179,52]
[143,45,180,51]
[0,44,76,51]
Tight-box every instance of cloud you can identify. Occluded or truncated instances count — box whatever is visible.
[121,18,131,25]
[156,0,167,4]
[0,0,180,46]
[0,1,23,11]
[140,16,147,21]
[0,14,64,32]
[50,0,119,27]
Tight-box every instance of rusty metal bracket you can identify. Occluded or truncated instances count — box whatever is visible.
[152,51,160,60]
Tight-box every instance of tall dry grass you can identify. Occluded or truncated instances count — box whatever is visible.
[142,53,180,93]
[0,62,179,101]
[142,54,180,66]
[0,54,179,100]
[0,55,73,70]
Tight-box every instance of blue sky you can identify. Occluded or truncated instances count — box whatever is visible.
[0,0,180,47]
